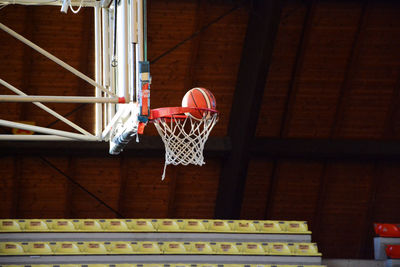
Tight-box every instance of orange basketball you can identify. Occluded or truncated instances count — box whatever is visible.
[181,87,217,119]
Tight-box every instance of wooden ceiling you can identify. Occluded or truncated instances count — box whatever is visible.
[1,0,400,259]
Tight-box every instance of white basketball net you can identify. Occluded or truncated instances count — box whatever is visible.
[153,113,218,180]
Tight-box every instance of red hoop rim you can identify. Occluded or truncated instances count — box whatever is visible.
[150,107,218,121]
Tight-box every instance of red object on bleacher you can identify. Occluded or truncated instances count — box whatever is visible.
[386,245,400,259]
[374,223,400,237]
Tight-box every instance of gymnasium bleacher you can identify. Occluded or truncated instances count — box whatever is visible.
[0,219,324,267]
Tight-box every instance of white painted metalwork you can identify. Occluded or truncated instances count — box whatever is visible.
[0,95,121,103]
[0,0,98,7]
[0,23,116,98]
[0,79,93,136]
[94,6,103,137]
[0,0,147,147]
[0,135,77,141]
[0,119,99,141]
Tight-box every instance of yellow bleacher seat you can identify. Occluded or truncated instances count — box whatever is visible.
[213,242,240,254]
[82,242,108,254]
[141,264,164,267]
[24,220,49,231]
[163,242,187,254]
[182,219,206,232]
[257,221,283,233]
[266,243,292,255]
[127,219,156,231]
[233,221,257,232]
[108,241,134,254]
[170,264,191,267]
[187,242,214,254]
[250,264,270,267]
[25,242,53,254]
[77,219,103,231]
[102,219,129,231]
[241,242,265,254]
[137,242,162,254]
[60,264,81,267]
[293,243,320,256]
[0,220,21,231]
[225,265,246,267]
[50,220,76,231]
[87,265,109,267]
[198,264,218,267]
[156,219,181,231]
[208,220,232,232]
[53,242,81,254]
[0,242,25,254]
[114,264,136,267]
[286,221,308,233]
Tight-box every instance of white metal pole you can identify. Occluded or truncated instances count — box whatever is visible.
[109,7,116,121]
[0,78,94,136]
[0,135,77,141]
[120,0,130,101]
[0,22,117,98]
[129,0,137,101]
[102,8,110,88]
[137,0,144,61]
[0,95,122,103]
[131,0,138,44]
[136,0,143,99]
[102,8,110,129]
[94,6,103,137]
[0,119,99,141]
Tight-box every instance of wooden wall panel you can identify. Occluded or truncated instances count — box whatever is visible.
[256,0,307,137]
[17,157,68,218]
[0,157,16,218]
[193,4,248,136]
[240,159,274,219]
[336,2,400,139]
[268,160,322,225]
[317,162,374,258]
[0,6,28,123]
[373,163,400,222]
[146,1,198,136]
[70,157,120,218]
[286,2,363,138]
[172,160,221,218]
[119,157,170,218]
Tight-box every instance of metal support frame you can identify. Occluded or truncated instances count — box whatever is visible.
[0,0,147,147]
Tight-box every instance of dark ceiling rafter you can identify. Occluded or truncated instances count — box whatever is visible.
[214,0,283,219]
[280,0,316,138]
[264,0,316,220]
[312,0,370,245]
[0,136,230,156]
[330,2,370,138]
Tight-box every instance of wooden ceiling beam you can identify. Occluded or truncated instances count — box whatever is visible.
[264,0,315,220]
[330,1,370,138]
[214,0,283,219]
[280,0,316,138]
[4,137,400,160]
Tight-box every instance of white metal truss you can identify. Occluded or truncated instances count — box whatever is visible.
[0,0,148,154]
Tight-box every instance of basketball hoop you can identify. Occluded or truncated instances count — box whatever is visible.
[150,107,218,180]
